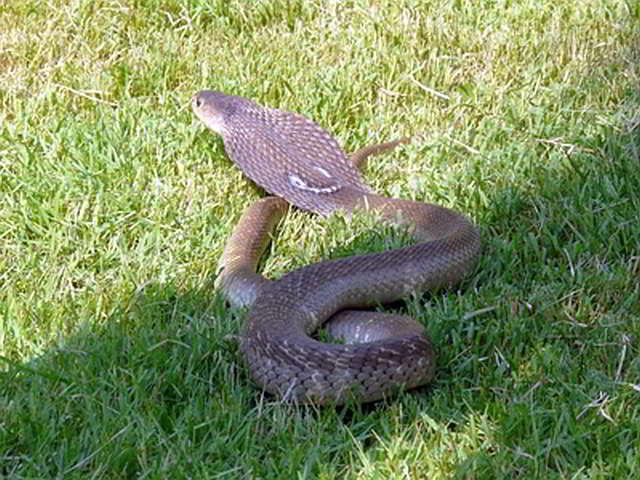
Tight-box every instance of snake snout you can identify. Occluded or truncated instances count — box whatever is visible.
[191,90,234,136]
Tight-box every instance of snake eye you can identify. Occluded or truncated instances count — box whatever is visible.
[193,96,202,108]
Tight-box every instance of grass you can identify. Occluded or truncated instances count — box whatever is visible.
[1,0,639,477]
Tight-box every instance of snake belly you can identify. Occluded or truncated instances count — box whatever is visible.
[192,90,481,404]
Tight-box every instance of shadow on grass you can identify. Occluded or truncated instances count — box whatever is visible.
[450,48,640,478]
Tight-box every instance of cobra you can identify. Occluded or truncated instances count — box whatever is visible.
[192,90,481,404]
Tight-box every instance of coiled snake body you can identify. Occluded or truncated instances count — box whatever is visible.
[192,91,481,404]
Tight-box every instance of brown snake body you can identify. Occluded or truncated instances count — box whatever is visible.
[192,91,481,404]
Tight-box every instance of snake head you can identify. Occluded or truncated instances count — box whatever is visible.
[192,90,251,136]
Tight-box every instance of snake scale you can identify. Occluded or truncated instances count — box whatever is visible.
[192,90,481,404]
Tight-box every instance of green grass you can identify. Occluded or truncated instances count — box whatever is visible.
[1,0,639,478]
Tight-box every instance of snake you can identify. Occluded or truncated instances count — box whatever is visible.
[192,90,481,404]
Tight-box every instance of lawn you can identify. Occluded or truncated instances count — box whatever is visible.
[1,0,639,478]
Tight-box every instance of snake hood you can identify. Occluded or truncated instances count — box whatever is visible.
[192,90,372,214]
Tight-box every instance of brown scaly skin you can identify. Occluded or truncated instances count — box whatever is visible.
[192,90,481,404]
